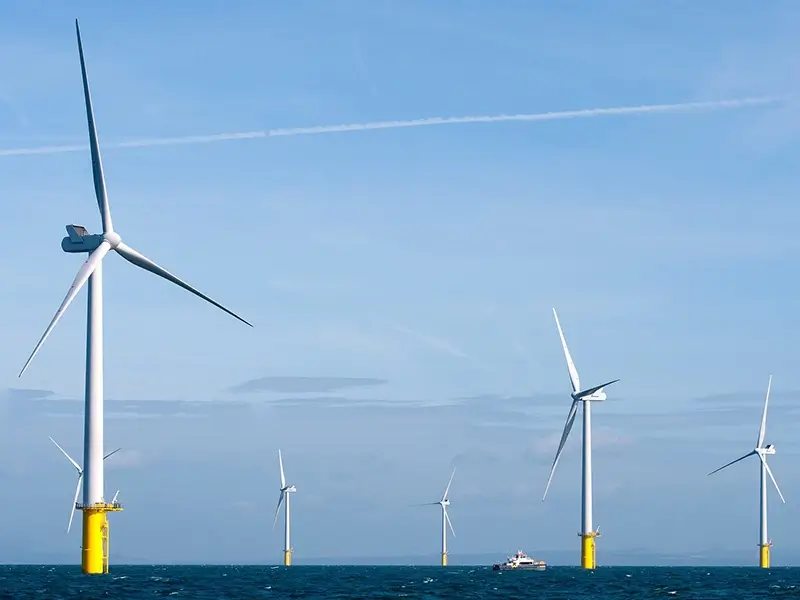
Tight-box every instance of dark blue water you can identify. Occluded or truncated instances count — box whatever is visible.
[0,565,798,599]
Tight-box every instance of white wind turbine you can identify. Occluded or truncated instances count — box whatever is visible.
[18,20,252,575]
[272,449,297,566]
[49,436,121,534]
[416,469,456,566]
[541,308,619,570]
[708,374,785,568]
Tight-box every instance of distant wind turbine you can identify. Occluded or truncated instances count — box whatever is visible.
[415,469,456,566]
[541,308,619,570]
[49,436,120,534]
[709,375,785,568]
[272,450,297,566]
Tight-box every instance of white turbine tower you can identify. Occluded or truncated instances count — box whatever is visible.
[18,20,252,575]
[416,469,456,566]
[709,374,785,568]
[49,436,121,534]
[541,308,619,570]
[272,450,297,566]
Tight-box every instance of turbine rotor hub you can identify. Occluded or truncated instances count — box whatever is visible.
[103,230,122,249]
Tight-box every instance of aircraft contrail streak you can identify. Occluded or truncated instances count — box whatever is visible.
[0,96,781,158]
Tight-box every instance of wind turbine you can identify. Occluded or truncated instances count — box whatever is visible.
[49,436,121,534]
[18,21,252,575]
[541,308,619,570]
[709,374,785,568]
[272,450,297,566]
[416,468,456,566]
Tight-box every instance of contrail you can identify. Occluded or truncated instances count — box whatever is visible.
[0,95,781,158]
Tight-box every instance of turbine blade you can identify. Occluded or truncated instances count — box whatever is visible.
[278,449,286,489]
[272,491,285,530]
[444,506,456,538]
[575,379,621,399]
[68,473,82,534]
[410,502,441,507]
[757,374,772,448]
[103,447,121,460]
[542,399,580,501]
[552,308,580,393]
[75,20,113,234]
[442,506,456,537]
[19,241,111,377]
[114,242,252,327]
[760,455,786,503]
[49,436,82,473]
[708,450,756,476]
[442,468,456,501]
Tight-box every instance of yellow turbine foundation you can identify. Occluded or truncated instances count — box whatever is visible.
[580,532,598,570]
[760,543,771,569]
[283,550,292,566]
[80,503,123,575]
[441,552,448,566]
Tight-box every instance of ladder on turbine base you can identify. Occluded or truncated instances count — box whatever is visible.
[101,516,109,574]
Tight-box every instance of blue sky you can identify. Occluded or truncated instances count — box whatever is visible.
[1,0,800,565]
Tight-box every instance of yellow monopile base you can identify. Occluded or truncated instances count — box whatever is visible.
[80,502,123,575]
[441,552,448,566]
[283,550,292,566]
[760,544,771,569]
[580,533,598,570]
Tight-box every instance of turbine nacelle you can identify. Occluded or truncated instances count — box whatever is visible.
[61,225,121,253]
[759,444,776,455]
[282,485,297,493]
[440,499,450,507]
[571,379,619,403]
[572,388,607,402]
[62,224,101,253]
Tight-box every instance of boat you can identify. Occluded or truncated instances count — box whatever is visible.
[492,550,546,571]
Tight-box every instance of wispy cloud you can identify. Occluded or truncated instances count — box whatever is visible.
[371,315,500,375]
[9,397,251,419]
[0,96,781,157]
[1,388,55,401]
[227,376,388,395]
[380,320,472,361]
[264,397,436,411]
[692,386,788,407]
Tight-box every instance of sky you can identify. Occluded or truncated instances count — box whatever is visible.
[1,0,800,565]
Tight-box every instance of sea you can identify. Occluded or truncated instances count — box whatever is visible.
[0,565,797,599]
